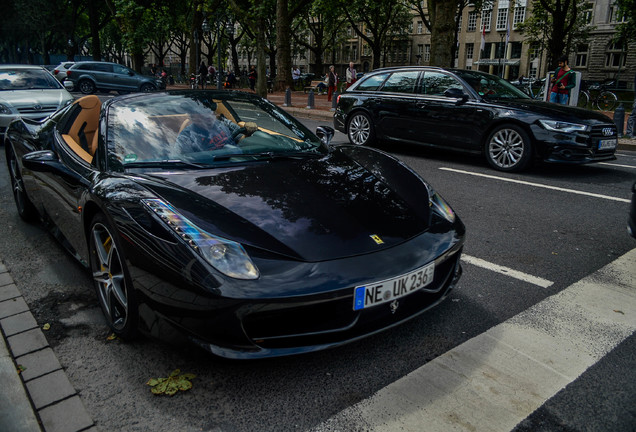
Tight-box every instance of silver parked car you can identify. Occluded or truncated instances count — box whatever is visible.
[0,65,74,134]
[63,61,165,94]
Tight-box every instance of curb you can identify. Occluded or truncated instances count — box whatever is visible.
[0,262,96,432]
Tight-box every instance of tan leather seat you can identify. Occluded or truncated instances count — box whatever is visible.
[62,95,101,163]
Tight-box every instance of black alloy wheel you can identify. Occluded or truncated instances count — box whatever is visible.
[89,213,138,339]
[485,124,533,172]
[140,83,155,93]
[7,146,37,222]
[347,112,375,146]
[79,79,96,94]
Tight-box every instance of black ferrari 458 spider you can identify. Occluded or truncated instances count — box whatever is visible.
[4,90,465,358]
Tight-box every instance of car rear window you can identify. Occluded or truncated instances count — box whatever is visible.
[380,71,420,94]
[356,73,390,91]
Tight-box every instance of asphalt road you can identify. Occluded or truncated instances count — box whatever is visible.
[1,111,635,431]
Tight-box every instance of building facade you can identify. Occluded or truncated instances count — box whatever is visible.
[292,0,634,88]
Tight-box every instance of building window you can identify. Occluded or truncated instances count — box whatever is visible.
[468,11,477,31]
[466,43,474,59]
[496,7,508,31]
[417,21,423,34]
[424,44,431,62]
[582,3,593,24]
[513,7,525,28]
[353,45,358,60]
[482,9,492,32]
[457,15,463,32]
[605,42,626,67]
[409,22,413,33]
[609,5,627,23]
[575,44,588,67]
[510,42,522,59]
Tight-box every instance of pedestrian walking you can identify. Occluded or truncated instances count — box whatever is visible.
[327,65,337,102]
[248,66,257,91]
[625,73,636,138]
[346,62,357,89]
[292,66,301,90]
[198,61,208,89]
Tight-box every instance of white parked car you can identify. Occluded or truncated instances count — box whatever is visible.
[53,61,75,82]
[0,65,74,135]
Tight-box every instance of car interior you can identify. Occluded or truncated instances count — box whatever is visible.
[60,95,101,164]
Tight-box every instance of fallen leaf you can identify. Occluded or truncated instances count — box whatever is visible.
[106,333,119,341]
[42,323,51,331]
[17,365,26,374]
[146,369,196,396]
[614,310,625,315]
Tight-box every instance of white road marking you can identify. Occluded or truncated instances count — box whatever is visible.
[461,254,553,288]
[440,167,631,203]
[312,248,636,432]
[599,162,636,169]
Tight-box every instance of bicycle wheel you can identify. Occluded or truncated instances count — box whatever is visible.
[595,91,618,111]
[577,91,589,108]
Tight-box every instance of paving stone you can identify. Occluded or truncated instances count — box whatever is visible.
[0,312,38,337]
[7,328,49,357]
[0,283,20,302]
[16,348,62,382]
[0,272,13,287]
[38,396,94,432]
[0,297,30,319]
[25,369,76,409]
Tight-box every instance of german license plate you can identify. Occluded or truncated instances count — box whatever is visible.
[598,138,617,150]
[353,262,435,311]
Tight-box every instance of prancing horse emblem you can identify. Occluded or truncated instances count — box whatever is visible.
[370,234,384,245]
[390,299,399,314]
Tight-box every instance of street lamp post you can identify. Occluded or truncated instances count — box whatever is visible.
[216,18,223,89]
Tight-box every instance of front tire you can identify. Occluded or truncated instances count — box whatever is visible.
[89,213,138,339]
[595,91,618,111]
[7,146,37,222]
[347,112,375,146]
[485,124,533,172]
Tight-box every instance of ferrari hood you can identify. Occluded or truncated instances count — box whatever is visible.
[137,148,432,261]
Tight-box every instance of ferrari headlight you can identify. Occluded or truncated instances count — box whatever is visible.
[538,120,589,134]
[428,189,455,223]
[142,199,259,280]
[0,103,14,115]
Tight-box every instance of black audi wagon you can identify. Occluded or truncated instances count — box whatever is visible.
[334,66,618,172]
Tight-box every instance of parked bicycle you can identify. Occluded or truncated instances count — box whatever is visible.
[576,80,618,111]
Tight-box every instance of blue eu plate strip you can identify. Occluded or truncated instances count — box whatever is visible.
[354,286,365,311]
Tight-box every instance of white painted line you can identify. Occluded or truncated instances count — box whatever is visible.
[440,167,631,203]
[461,254,553,288]
[599,162,636,169]
[312,248,636,432]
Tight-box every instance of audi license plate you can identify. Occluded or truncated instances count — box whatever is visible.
[353,262,435,311]
[598,138,617,150]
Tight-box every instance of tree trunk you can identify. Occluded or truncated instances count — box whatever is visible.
[256,17,268,97]
[275,0,292,91]
[429,0,456,67]
[88,0,102,61]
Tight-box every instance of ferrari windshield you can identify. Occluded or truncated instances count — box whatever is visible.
[0,68,64,91]
[106,92,326,170]
[454,70,529,100]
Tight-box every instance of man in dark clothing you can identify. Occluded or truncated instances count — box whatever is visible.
[198,61,208,89]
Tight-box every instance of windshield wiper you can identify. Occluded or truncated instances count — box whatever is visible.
[123,160,210,169]
[212,150,322,162]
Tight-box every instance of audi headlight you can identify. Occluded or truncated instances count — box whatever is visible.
[539,120,589,133]
[0,103,15,115]
[428,189,455,223]
[142,199,259,280]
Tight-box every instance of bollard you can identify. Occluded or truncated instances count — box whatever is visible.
[614,103,625,136]
[283,87,292,107]
[306,90,315,109]
[331,91,338,111]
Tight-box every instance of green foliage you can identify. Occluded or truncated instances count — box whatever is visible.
[613,0,636,43]
[517,0,592,65]
[146,369,196,396]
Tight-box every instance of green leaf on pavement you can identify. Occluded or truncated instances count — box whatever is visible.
[146,370,196,396]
